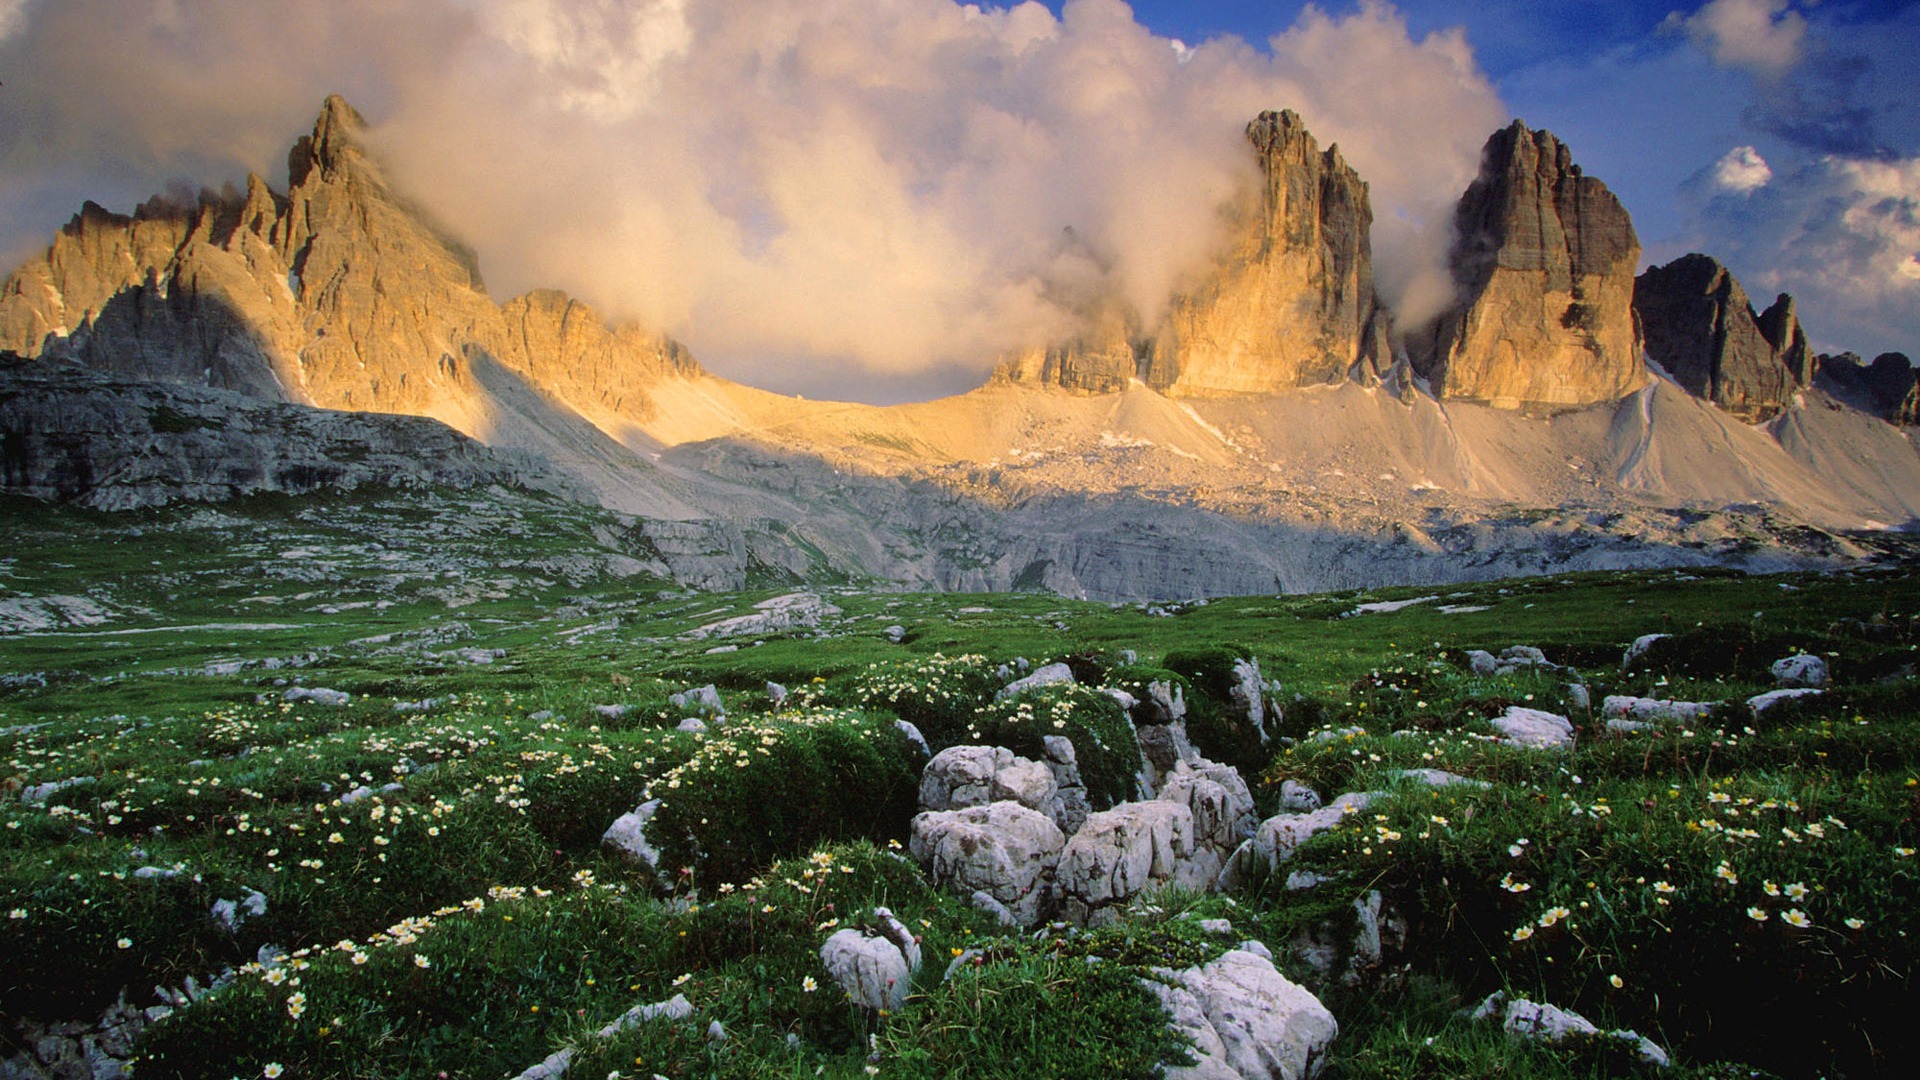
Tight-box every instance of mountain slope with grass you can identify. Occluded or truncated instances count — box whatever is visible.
[2,497,1916,1078]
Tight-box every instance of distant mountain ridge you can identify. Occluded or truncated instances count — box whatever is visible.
[1,96,1916,600]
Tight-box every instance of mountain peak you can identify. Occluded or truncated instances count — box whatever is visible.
[289,94,371,188]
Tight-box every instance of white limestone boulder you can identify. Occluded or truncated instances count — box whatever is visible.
[1148,946,1337,1080]
[909,802,1064,927]
[1491,706,1575,749]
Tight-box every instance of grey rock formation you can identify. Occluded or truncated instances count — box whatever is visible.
[1056,799,1201,925]
[0,365,561,511]
[1635,254,1813,422]
[1147,947,1338,1080]
[1771,653,1830,688]
[819,909,920,1011]
[1490,706,1575,749]
[1416,121,1644,408]
[909,801,1064,927]
[1815,352,1918,425]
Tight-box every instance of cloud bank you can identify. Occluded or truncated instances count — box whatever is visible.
[0,0,1505,398]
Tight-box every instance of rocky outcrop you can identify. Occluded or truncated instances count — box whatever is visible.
[0,95,697,455]
[0,363,564,510]
[1815,352,1918,425]
[1634,254,1813,422]
[1415,121,1644,409]
[909,801,1064,927]
[1000,110,1386,396]
[1148,945,1338,1080]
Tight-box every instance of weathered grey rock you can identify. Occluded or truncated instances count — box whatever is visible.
[208,888,267,934]
[283,687,349,707]
[1635,254,1814,422]
[602,799,671,889]
[685,593,840,640]
[883,624,906,644]
[995,661,1075,701]
[1041,736,1091,836]
[674,716,708,735]
[765,681,788,707]
[1290,889,1407,988]
[1469,646,1559,677]
[19,777,93,806]
[1771,653,1830,688]
[1219,792,1375,891]
[668,684,724,718]
[1160,763,1258,858]
[1470,992,1669,1068]
[1227,657,1275,745]
[1748,687,1822,715]
[1058,800,1197,925]
[1392,768,1489,790]
[1623,633,1670,667]
[895,720,930,759]
[1277,780,1322,814]
[1416,121,1644,409]
[1491,706,1575,749]
[1147,948,1338,1080]
[910,802,1064,927]
[819,908,921,1011]
[1601,695,1714,723]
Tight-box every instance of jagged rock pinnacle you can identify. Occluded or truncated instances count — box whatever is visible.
[1414,120,1644,409]
[290,94,370,188]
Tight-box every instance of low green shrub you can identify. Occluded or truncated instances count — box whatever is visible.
[846,652,999,748]
[967,684,1140,808]
[647,710,920,885]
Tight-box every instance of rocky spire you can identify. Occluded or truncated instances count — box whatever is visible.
[1000,109,1387,395]
[1414,121,1644,409]
[1634,254,1814,423]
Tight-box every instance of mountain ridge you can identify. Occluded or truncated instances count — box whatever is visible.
[1,95,1916,601]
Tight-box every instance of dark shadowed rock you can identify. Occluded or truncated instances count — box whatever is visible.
[1634,253,1814,422]
[1815,351,1918,425]
[0,363,565,510]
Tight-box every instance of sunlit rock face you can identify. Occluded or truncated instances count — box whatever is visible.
[0,96,696,425]
[999,110,1386,396]
[1413,121,1644,410]
[1635,254,1813,423]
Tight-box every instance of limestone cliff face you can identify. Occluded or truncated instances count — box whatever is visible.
[1416,121,1644,409]
[1154,110,1386,394]
[1815,352,1918,425]
[1634,254,1814,423]
[1000,110,1385,396]
[0,96,697,427]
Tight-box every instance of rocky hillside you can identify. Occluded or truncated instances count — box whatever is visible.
[1412,121,1644,409]
[0,361,568,510]
[0,97,700,515]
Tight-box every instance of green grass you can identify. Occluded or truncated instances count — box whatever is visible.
[1,494,1917,1077]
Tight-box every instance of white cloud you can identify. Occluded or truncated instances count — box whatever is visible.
[1694,152,1920,356]
[0,0,34,43]
[1679,0,1807,77]
[0,0,1508,396]
[1712,145,1773,193]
